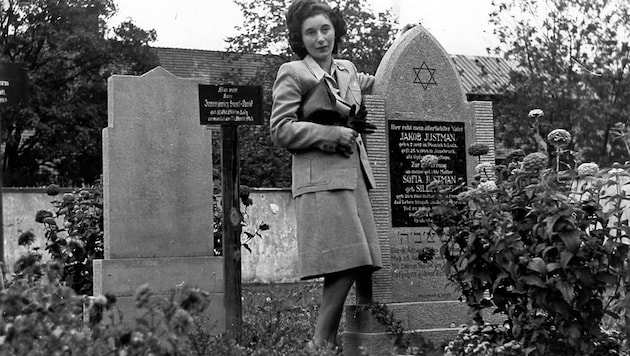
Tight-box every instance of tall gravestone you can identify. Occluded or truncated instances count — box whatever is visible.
[343,26,496,354]
[93,67,225,332]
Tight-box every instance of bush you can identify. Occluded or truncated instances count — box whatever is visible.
[32,182,104,295]
[418,137,630,354]
[0,261,214,355]
[0,268,346,355]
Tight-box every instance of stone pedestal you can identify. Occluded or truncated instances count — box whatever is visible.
[94,67,224,333]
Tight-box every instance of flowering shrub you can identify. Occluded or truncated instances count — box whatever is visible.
[1,259,348,355]
[31,182,104,295]
[0,261,214,355]
[418,122,630,355]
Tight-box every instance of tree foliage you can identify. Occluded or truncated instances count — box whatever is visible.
[490,0,630,166]
[227,0,397,74]
[224,0,397,187]
[0,0,159,187]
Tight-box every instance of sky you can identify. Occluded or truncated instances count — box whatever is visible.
[107,0,499,57]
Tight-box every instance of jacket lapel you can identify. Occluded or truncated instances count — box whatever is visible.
[303,56,350,97]
[334,62,351,100]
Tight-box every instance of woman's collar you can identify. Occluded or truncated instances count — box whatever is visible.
[303,55,349,80]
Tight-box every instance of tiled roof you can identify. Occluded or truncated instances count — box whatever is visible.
[152,47,285,86]
[451,54,513,96]
[152,47,514,97]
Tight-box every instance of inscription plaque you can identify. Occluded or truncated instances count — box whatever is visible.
[198,84,263,125]
[389,120,467,227]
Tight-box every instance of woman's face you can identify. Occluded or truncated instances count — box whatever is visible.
[301,13,335,65]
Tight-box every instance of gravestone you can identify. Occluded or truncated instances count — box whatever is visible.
[93,67,225,332]
[343,25,496,354]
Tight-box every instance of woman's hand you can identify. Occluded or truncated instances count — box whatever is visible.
[337,126,358,157]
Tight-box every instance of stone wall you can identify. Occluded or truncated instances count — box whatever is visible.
[2,187,299,283]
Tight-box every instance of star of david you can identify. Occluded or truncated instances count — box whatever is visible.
[413,61,437,90]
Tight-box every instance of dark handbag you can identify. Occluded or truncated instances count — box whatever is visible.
[298,78,376,134]
[298,79,346,125]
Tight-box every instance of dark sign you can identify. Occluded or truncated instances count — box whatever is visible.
[389,120,467,227]
[199,84,263,125]
[0,63,27,107]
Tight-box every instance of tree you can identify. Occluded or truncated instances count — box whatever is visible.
[225,0,398,187]
[490,0,630,165]
[0,0,159,187]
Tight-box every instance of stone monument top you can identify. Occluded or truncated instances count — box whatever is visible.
[374,25,472,124]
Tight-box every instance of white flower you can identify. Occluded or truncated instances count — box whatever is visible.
[522,152,549,171]
[576,162,599,176]
[528,109,544,118]
[420,154,440,169]
[479,180,498,191]
[475,162,493,174]
[547,128,571,146]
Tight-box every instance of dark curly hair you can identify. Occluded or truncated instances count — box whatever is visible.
[286,0,347,59]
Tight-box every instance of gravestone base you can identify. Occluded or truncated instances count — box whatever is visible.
[344,301,506,355]
[93,256,225,334]
[343,303,456,356]
[343,330,397,356]
[386,301,506,331]
[101,293,225,333]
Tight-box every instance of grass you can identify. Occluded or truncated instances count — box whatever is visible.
[192,282,443,356]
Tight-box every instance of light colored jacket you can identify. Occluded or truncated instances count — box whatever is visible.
[270,55,376,197]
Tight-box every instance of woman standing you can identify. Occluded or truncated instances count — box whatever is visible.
[270,0,383,349]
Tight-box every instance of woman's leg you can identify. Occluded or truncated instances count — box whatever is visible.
[312,269,358,347]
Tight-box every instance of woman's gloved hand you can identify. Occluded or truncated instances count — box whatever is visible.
[346,104,376,134]
[336,126,358,157]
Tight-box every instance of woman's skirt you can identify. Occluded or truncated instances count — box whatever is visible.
[295,152,382,280]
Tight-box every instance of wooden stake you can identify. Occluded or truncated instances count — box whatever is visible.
[221,125,242,337]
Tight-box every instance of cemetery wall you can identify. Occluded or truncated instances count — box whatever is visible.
[2,187,300,283]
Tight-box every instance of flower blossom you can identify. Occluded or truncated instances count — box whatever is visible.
[528,109,544,119]
[576,162,599,176]
[475,162,493,174]
[468,143,490,157]
[521,152,549,171]
[547,129,571,147]
[478,180,498,191]
[608,162,625,175]
[420,154,439,168]
[505,149,525,163]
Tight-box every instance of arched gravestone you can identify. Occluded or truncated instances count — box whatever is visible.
[94,67,225,332]
[343,25,496,354]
